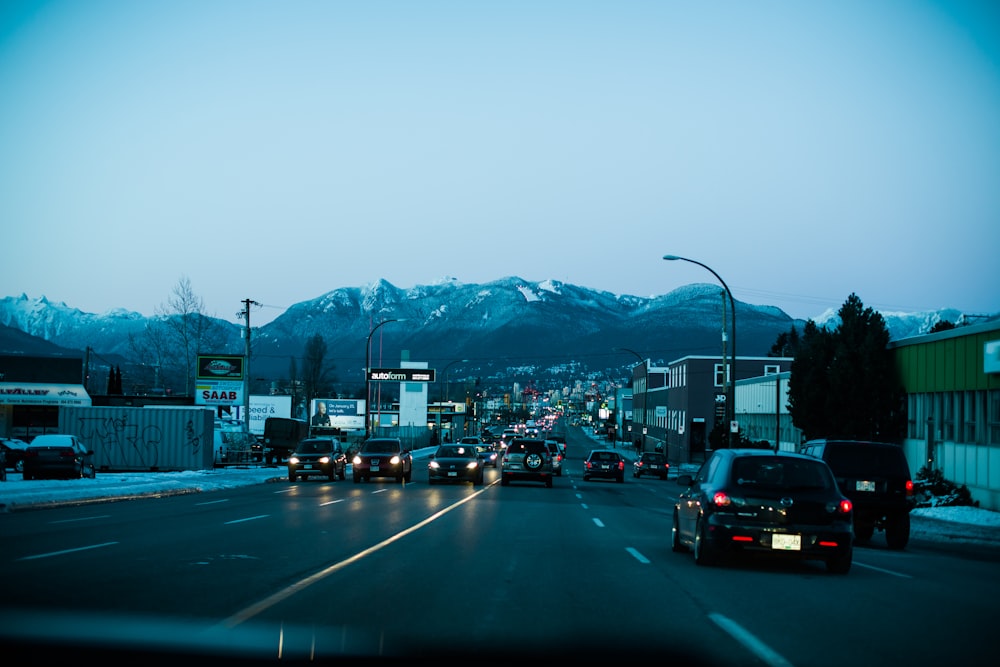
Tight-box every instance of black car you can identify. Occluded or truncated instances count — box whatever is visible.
[583,449,625,483]
[799,439,915,549]
[1,437,30,473]
[500,437,554,487]
[427,443,484,485]
[287,437,348,482]
[352,437,413,483]
[633,451,669,479]
[672,449,854,573]
[21,434,96,480]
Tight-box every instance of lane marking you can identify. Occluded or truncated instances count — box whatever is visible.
[852,561,912,578]
[195,499,230,506]
[225,515,269,525]
[710,613,794,667]
[18,541,119,561]
[219,483,492,628]
[50,515,110,524]
[593,518,605,528]
[320,499,345,506]
[626,547,650,563]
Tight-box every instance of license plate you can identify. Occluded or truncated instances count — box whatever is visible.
[304,464,313,469]
[371,465,380,472]
[772,534,801,551]
[856,480,875,492]
[447,472,457,477]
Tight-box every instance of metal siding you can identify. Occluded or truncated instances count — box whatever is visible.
[58,406,215,471]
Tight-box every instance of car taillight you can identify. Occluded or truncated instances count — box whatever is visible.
[838,499,853,514]
[712,491,731,507]
[905,480,914,496]
[617,460,624,471]
[59,450,76,458]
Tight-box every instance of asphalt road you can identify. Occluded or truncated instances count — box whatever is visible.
[2,428,998,666]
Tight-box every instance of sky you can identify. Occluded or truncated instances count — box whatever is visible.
[1,0,998,327]
[3,457,1000,542]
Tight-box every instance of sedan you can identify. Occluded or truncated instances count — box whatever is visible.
[633,452,670,479]
[583,449,624,483]
[352,437,413,483]
[21,434,96,480]
[427,443,484,485]
[1,437,30,473]
[287,437,347,482]
[672,449,854,574]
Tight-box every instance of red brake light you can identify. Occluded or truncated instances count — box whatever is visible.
[905,480,914,496]
[839,499,853,514]
[617,460,624,471]
[712,491,731,507]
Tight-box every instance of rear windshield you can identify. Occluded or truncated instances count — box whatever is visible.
[589,451,620,463]
[822,443,910,477]
[731,457,833,491]
[642,453,666,464]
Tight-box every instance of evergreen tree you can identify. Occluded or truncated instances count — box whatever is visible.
[787,294,906,442]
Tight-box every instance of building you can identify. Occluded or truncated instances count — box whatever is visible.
[629,355,793,464]
[0,355,92,440]
[890,319,1000,510]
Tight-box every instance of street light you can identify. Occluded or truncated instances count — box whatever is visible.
[365,319,403,438]
[663,254,736,448]
[437,359,468,444]
[442,359,469,403]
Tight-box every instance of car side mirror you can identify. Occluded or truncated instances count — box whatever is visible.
[677,474,693,487]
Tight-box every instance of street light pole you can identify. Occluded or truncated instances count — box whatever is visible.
[663,254,737,448]
[438,359,468,443]
[365,319,399,439]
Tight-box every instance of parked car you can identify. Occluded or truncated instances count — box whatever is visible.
[799,439,915,549]
[427,443,484,486]
[287,437,347,482]
[352,437,413,483]
[500,437,554,487]
[672,449,854,573]
[1,437,30,473]
[21,434,96,480]
[583,449,625,483]
[633,451,669,479]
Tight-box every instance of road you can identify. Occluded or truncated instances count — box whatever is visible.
[1,426,997,665]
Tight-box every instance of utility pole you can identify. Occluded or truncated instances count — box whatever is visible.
[239,299,260,435]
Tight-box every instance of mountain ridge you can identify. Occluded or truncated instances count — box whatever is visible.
[0,279,975,394]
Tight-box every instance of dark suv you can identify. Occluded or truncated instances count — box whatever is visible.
[287,437,347,482]
[501,437,554,487]
[799,439,915,550]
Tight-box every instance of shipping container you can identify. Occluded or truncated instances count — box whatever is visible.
[58,406,215,471]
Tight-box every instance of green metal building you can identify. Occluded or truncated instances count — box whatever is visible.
[889,319,1000,511]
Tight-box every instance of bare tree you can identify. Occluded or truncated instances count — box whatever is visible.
[156,276,221,395]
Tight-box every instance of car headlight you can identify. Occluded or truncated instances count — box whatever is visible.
[352,456,362,465]
[288,456,300,465]
[466,461,479,470]
[389,455,401,465]
[428,461,440,470]
[318,456,330,464]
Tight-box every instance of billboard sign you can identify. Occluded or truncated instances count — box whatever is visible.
[310,398,365,430]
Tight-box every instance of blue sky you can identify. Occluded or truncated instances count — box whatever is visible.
[2,0,998,326]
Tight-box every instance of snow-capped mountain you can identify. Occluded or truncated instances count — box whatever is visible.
[0,279,976,389]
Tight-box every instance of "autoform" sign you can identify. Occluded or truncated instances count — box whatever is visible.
[367,368,437,382]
